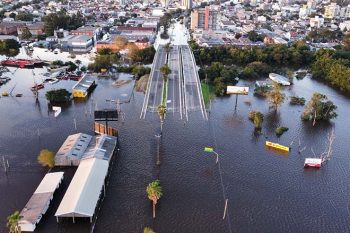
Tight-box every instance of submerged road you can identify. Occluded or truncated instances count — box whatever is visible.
[140,45,167,118]
[167,45,183,118]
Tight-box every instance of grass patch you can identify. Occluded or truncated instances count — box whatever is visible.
[162,79,167,105]
[201,82,215,106]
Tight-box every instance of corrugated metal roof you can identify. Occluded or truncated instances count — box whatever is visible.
[55,158,109,218]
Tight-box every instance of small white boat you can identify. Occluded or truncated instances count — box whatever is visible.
[269,73,291,86]
[49,78,59,84]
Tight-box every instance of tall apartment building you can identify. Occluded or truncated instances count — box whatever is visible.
[190,6,219,31]
[324,3,340,19]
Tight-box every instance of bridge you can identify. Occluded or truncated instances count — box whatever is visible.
[140,44,207,120]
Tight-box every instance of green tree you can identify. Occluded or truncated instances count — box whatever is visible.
[266,83,285,110]
[0,39,20,56]
[302,93,337,122]
[132,65,151,79]
[7,211,22,233]
[146,180,163,218]
[37,149,55,168]
[248,111,264,132]
[21,27,32,40]
[15,12,34,21]
[43,11,85,36]
[144,227,156,233]
[45,89,71,103]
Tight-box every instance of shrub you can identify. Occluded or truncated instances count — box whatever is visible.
[275,127,289,136]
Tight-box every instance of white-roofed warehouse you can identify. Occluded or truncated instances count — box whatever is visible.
[55,158,109,223]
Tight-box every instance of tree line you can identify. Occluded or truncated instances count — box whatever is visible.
[191,40,350,95]
[43,11,85,36]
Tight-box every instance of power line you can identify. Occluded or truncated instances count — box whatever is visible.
[208,118,233,233]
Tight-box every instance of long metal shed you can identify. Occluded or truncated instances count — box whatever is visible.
[18,172,64,232]
[55,158,109,223]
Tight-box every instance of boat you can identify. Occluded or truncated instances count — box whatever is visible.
[49,79,59,84]
[269,73,291,86]
[31,83,44,91]
[265,141,290,152]
[1,59,45,68]
[304,158,322,168]
[0,76,11,85]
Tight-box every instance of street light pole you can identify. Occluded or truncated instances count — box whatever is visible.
[204,147,219,163]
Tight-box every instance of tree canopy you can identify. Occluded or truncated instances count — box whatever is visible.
[37,149,55,168]
[15,12,34,21]
[266,83,285,110]
[46,89,71,104]
[0,39,20,57]
[302,93,337,121]
[43,11,85,36]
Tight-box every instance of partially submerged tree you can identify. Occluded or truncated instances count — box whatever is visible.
[7,211,22,233]
[248,111,264,132]
[37,149,55,168]
[275,126,289,136]
[146,180,163,218]
[45,89,71,104]
[302,92,337,124]
[266,83,285,110]
[290,96,305,105]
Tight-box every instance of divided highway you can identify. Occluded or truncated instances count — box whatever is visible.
[141,45,207,120]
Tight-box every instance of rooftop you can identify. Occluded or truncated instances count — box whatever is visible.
[72,74,96,92]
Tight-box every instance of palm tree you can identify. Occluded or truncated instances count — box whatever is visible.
[160,64,171,83]
[146,180,163,218]
[143,227,156,233]
[157,104,166,135]
[7,211,22,233]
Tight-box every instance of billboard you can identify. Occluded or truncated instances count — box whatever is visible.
[94,110,118,120]
[226,86,249,95]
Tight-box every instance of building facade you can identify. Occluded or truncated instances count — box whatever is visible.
[191,6,220,31]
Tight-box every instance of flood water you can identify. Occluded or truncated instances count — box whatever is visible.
[1,63,350,233]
